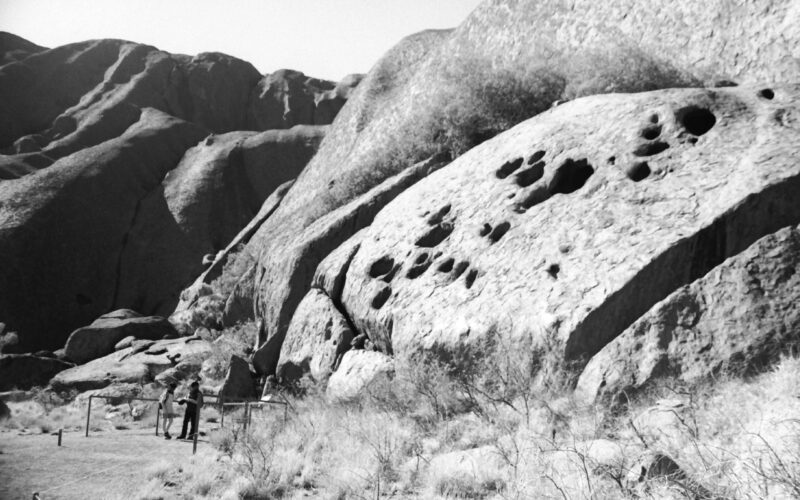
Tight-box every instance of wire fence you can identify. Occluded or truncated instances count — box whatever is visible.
[84,393,289,454]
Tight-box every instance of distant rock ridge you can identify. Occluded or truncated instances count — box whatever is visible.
[0,33,359,352]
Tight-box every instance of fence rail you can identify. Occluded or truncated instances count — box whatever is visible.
[83,392,289,454]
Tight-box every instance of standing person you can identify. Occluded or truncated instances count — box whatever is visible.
[176,381,204,440]
[159,382,177,439]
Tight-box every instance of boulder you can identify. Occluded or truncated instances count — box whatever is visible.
[52,338,212,393]
[317,85,800,389]
[225,0,800,377]
[218,355,255,400]
[576,224,800,403]
[273,288,354,382]
[114,336,136,351]
[326,350,394,402]
[154,360,202,386]
[0,354,73,390]
[64,310,178,364]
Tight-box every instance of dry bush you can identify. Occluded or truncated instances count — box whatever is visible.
[209,245,255,298]
[200,321,257,383]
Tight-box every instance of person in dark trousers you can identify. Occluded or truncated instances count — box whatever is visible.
[176,381,204,439]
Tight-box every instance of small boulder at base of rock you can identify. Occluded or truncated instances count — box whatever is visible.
[219,355,255,400]
[64,310,179,364]
[0,398,9,419]
[326,350,393,402]
[0,354,73,391]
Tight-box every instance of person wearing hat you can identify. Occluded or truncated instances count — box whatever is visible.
[159,382,178,439]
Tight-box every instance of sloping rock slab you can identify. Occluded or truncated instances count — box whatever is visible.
[273,288,354,381]
[576,224,800,403]
[335,85,800,386]
[0,354,73,391]
[218,355,255,400]
[52,338,212,393]
[64,310,178,364]
[326,350,394,402]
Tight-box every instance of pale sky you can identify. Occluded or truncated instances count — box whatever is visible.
[0,0,483,81]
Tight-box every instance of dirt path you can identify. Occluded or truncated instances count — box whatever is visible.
[0,427,212,499]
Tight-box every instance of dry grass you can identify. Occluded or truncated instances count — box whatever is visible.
[130,351,800,499]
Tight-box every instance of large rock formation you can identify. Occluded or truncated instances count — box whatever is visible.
[202,0,800,378]
[0,31,46,66]
[0,354,73,391]
[64,309,178,364]
[0,35,353,352]
[575,224,800,403]
[320,84,800,387]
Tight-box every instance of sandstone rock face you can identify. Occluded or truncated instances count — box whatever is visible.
[575,224,800,404]
[0,31,46,66]
[51,337,212,392]
[64,310,178,364]
[226,0,800,376]
[325,85,800,387]
[0,35,350,352]
[219,355,255,400]
[0,354,73,391]
[326,350,394,402]
[0,109,205,353]
[273,288,354,381]
[247,69,362,130]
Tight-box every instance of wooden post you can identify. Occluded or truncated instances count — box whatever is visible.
[283,403,287,424]
[57,428,62,446]
[85,396,93,437]
[155,404,161,436]
[219,394,225,429]
[243,401,249,433]
[192,405,200,455]
[247,403,254,428]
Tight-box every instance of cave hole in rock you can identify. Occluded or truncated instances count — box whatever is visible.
[519,185,550,211]
[528,150,546,164]
[371,286,392,309]
[627,161,651,182]
[452,261,469,280]
[416,222,454,247]
[415,252,429,265]
[633,141,670,157]
[676,106,716,136]
[640,124,662,140]
[427,204,452,226]
[515,161,545,187]
[759,88,774,100]
[496,157,524,179]
[479,223,492,237]
[368,256,395,278]
[381,264,401,283]
[488,221,511,243]
[607,156,616,165]
[546,263,560,279]
[465,269,479,289]
[649,113,659,124]
[406,260,432,279]
[437,257,455,273]
[549,158,595,194]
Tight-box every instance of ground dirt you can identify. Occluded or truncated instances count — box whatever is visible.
[0,427,212,499]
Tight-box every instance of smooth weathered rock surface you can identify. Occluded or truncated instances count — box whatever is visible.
[64,310,178,364]
[0,31,46,66]
[221,0,800,377]
[0,354,73,391]
[218,355,255,400]
[329,85,800,386]
[273,288,354,381]
[51,337,212,392]
[326,350,394,402]
[576,224,800,403]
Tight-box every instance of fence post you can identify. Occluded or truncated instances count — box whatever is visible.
[155,404,161,436]
[85,396,93,437]
[57,428,62,446]
[219,394,225,429]
[192,405,200,455]
[243,401,250,433]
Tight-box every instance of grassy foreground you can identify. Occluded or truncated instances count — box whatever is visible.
[113,353,800,499]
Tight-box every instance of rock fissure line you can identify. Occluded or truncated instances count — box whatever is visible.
[565,171,800,380]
